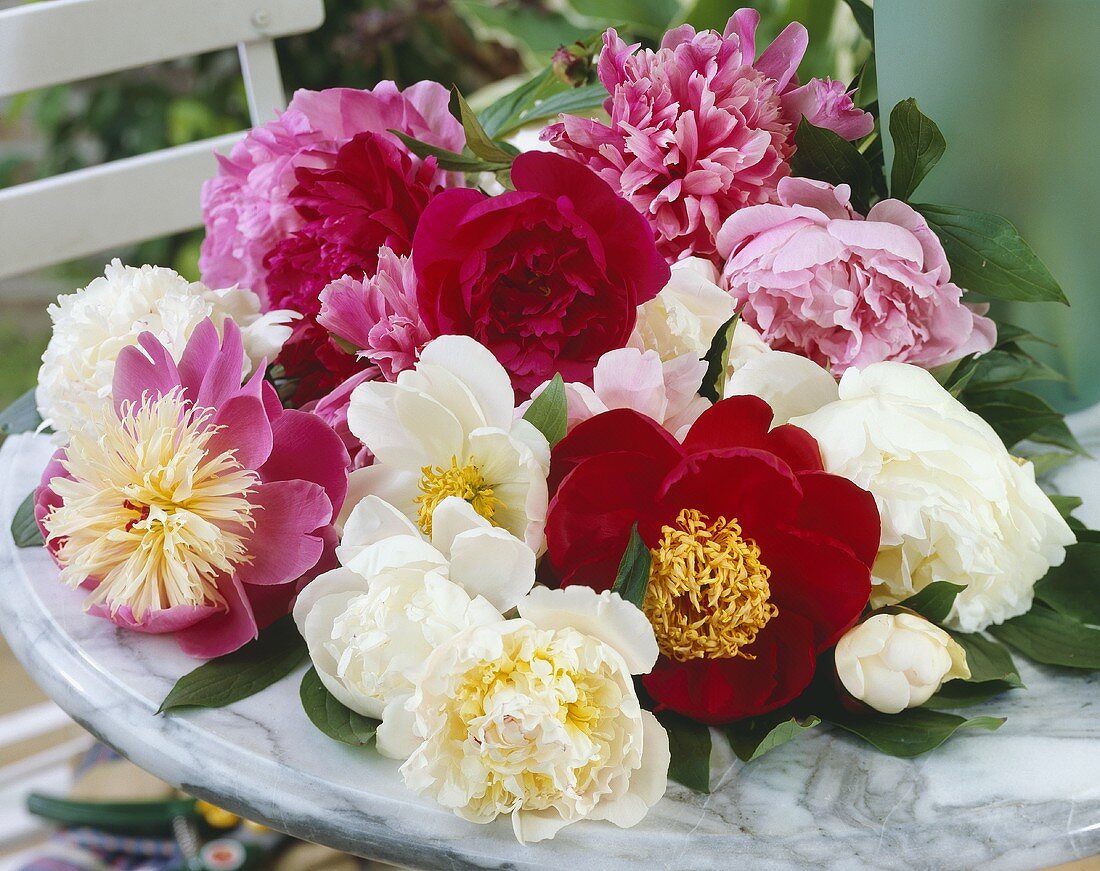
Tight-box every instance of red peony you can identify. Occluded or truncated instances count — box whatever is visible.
[545,397,879,723]
[412,151,670,397]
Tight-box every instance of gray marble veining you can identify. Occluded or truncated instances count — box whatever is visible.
[2,431,1098,871]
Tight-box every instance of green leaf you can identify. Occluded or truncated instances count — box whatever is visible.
[896,581,965,623]
[888,98,945,201]
[993,321,1054,347]
[565,0,680,37]
[839,0,875,41]
[924,679,1017,708]
[158,616,308,713]
[454,88,515,164]
[949,631,1023,686]
[962,388,1069,451]
[611,523,651,610]
[659,712,712,792]
[915,204,1068,304]
[479,69,561,139]
[962,349,1065,389]
[522,374,568,448]
[512,82,607,132]
[299,667,379,746]
[824,707,1004,757]
[1033,542,1100,626]
[698,313,739,403]
[387,130,511,174]
[726,714,821,763]
[0,388,42,436]
[791,119,873,213]
[1027,452,1075,478]
[1048,495,1082,521]
[10,491,43,548]
[989,602,1100,669]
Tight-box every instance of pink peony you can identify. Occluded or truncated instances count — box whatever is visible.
[716,177,997,373]
[317,247,429,382]
[200,83,463,304]
[307,369,376,470]
[35,319,350,658]
[545,9,872,264]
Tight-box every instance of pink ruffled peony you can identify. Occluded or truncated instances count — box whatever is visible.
[35,319,350,658]
[545,9,872,264]
[317,247,428,382]
[199,82,463,304]
[717,177,997,373]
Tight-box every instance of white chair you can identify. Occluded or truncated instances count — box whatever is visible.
[0,0,325,280]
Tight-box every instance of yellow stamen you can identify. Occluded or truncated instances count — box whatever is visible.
[644,508,777,662]
[414,455,503,535]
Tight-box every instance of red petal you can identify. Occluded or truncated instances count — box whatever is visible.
[680,395,775,454]
[766,423,824,472]
[793,470,880,568]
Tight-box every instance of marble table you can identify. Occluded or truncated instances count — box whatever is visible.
[2,431,1099,871]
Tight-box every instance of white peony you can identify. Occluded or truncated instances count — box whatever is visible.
[835,613,970,714]
[345,335,550,553]
[36,259,296,437]
[630,257,736,361]
[387,586,669,844]
[792,363,1075,632]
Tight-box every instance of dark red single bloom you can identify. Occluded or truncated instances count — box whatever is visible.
[545,397,880,724]
[412,151,670,398]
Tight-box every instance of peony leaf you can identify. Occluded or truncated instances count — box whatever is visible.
[299,667,379,746]
[896,581,965,623]
[839,0,875,41]
[888,98,946,202]
[387,130,511,174]
[454,88,516,164]
[564,0,680,38]
[924,679,1017,709]
[522,373,568,448]
[962,348,1065,389]
[915,204,1068,304]
[10,491,43,548]
[698,313,739,403]
[479,68,560,139]
[989,602,1100,669]
[658,712,712,793]
[948,631,1023,686]
[0,388,42,435]
[1033,541,1100,626]
[512,82,607,131]
[725,713,821,763]
[961,387,1084,454]
[158,616,308,713]
[611,523,651,610]
[1048,495,1082,521]
[824,707,1004,758]
[791,119,873,213]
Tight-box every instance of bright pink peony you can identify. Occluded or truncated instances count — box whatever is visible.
[200,83,463,304]
[413,151,670,397]
[306,369,376,470]
[545,9,873,264]
[717,177,997,373]
[35,319,350,658]
[317,247,428,383]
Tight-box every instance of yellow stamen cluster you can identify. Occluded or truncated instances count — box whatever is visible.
[644,508,777,662]
[415,455,503,535]
[43,389,257,621]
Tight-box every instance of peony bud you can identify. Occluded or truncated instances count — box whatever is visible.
[834,613,970,714]
[551,43,592,87]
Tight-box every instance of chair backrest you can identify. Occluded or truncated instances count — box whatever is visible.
[0,0,326,280]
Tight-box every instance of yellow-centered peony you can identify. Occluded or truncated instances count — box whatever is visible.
[644,508,776,662]
[415,456,503,536]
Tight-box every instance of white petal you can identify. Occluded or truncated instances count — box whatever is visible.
[299,589,382,717]
[342,535,447,580]
[447,527,536,612]
[375,695,421,761]
[429,496,491,556]
[346,381,421,468]
[393,388,466,466]
[339,495,420,558]
[337,465,420,531]
[292,567,367,633]
[724,350,839,425]
[418,335,516,431]
[512,808,572,844]
[590,710,670,828]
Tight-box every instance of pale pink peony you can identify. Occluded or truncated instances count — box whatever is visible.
[316,247,429,382]
[717,177,997,373]
[200,83,463,304]
[544,9,872,264]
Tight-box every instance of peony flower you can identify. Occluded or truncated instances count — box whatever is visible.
[346,335,550,553]
[629,258,737,361]
[717,177,997,373]
[293,495,535,725]
[546,397,880,723]
[413,151,669,398]
[35,319,350,658]
[36,260,296,438]
[387,585,669,843]
[317,247,429,382]
[545,10,872,263]
[834,613,970,714]
[307,370,376,470]
[791,363,1075,632]
[523,348,710,441]
[200,82,463,303]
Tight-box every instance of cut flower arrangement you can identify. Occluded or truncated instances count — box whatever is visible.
[4,4,1100,845]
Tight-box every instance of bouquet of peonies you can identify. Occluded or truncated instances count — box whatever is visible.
[6,6,1100,845]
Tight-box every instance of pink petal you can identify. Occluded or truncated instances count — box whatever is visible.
[235,479,333,586]
[259,408,350,513]
[176,318,221,399]
[756,22,809,90]
[176,574,258,658]
[206,394,274,471]
[112,333,181,413]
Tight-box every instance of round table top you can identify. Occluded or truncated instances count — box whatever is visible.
[2,431,1099,871]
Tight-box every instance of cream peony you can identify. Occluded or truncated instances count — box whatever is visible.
[792,363,1075,632]
[835,613,970,714]
[345,335,550,552]
[386,586,668,843]
[629,257,736,361]
[36,260,296,437]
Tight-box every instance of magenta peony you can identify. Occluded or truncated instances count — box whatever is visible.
[199,82,463,304]
[717,177,997,373]
[545,9,873,264]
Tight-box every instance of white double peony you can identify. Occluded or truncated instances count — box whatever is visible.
[36,259,296,437]
[629,257,735,361]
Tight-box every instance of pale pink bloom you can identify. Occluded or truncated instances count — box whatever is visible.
[308,369,375,470]
[717,177,997,373]
[545,9,872,264]
[200,83,463,304]
[316,248,429,382]
[522,348,710,440]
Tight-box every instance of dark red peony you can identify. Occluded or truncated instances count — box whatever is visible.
[265,131,445,403]
[545,397,880,723]
[412,151,670,397]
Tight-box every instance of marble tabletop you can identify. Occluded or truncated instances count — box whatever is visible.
[2,430,1099,871]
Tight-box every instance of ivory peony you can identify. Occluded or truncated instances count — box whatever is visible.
[629,258,736,362]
